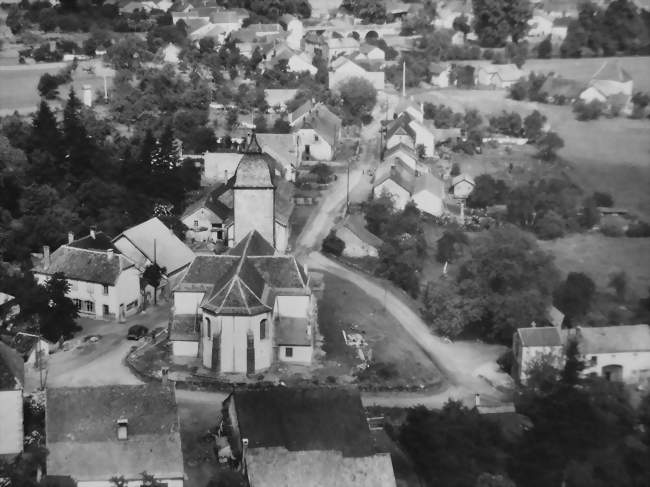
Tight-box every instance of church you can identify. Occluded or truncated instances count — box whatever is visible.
[170,135,315,374]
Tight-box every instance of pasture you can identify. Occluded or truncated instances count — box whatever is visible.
[414,89,650,219]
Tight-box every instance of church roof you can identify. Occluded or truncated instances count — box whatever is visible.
[234,133,275,189]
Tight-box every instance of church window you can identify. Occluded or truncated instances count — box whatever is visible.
[205,318,211,337]
[260,319,267,340]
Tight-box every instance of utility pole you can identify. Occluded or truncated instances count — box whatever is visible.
[402,60,406,97]
[345,158,350,214]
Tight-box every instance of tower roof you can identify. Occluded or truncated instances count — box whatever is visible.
[234,133,275,189]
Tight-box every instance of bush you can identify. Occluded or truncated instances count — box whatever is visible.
[592,191,613,207]
[497,349,514,374]
[573,100,604,121]
[322,230,345,256]
[600,219,625,237]
[626,221,650,237]
[534,211,566,239]
[450,162,461,177]
[436,229,469,263]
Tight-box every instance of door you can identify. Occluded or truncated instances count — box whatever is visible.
[246,331,255,375]
[211,333,220,372]
[602,364,623,382]
[103,304,109,317]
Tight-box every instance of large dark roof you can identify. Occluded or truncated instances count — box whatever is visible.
[517,326,562,347]
[235,134,275,189]
[230,387,375,457]
[0,341,24,390]
[67,232,117,252]
[228,230,276,257]
[32,247,134,286]
[46,385,183,480]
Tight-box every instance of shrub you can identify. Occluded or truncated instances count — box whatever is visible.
[482,48,494,60]
[322,230,345,256]
[450,162,461,177]
[626,221,650,237]
[600,218,625,237]
[592,191,613,207]
[534,211,566,239]
[497,349,514,374]
[573,99,604,121]
[436,229,469,263]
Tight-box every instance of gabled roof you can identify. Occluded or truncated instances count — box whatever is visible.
[591,60,632,83]
[340,214,383,248]
[32,246,134,286]
[182,185,233,222]
[517,326,562,347]
[113,218,194,276]
[384,142,417,162]
[451,174,475,187]
[67,231,116,251]
[395,97,422,117]
[299,105,341,147]
[289,99,313,124]
[0,341,24,390]
[374,159,416,193]
[228,230,276,257]
[578,324,650,354]
[385,113,415,140]
[46,385,184,481]
[413,172,445,199]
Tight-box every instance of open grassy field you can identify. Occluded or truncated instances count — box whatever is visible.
[539,233,650,298]
[0,61,114,114]
[317,272,444,390]
[414,89,650,219]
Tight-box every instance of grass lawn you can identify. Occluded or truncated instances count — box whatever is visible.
[317,272,444,390]
[415,89,650,219]
[539,233,650,299]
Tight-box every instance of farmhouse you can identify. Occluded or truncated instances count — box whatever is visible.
[33,231,142,322]
[328,56,385,91]
[293,104,342,161]
[580,60,634,114]
[451,173,475,199]
[0,342,24,458]
[512,326,564,384]
[384,143,418,171]
[475,64,526,89]
[171,230,314,371]
[45,384,184,487]
[429,62,451,88]
[219,387,397,487]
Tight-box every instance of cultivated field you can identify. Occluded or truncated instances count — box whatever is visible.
[414,89,650,219]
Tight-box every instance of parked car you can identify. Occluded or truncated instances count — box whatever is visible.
[127,325,149,340]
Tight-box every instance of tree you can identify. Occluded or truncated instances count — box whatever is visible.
[436,229,468,263]
[337,77,377,125]
[535,131,564,160]
[421,279,472,338]
[592,191,613,207]
[309,163,333,183]
[536,35,552,58]
[37,73,62,99]
[466,174,509,208]
[40,272,79,341]
[272,119,291,133]
[340,0,387,23]
[472,0,533,47]
[573,100,604,121]
[322,230,345,256]
[523,110,546,141]
[453,15,471,35]
[553,272,596,322]
[579,196,600,229]
[143,263,166,305]
[365,193,394,236]
[608,271,627,301]
[561,338,585,386]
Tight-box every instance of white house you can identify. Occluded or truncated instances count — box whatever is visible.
[280,13,304,50]
[384,143,418,171]
[171,231,314,371]
[579,60,634,113]
[408,119,435,157]
[429,62,451,88]
[451,174,475,199]
[577,325,650,384]
[162,43,181,64]
[411,173,446,216]
[294,105,342,161]
[33,231,142,322]
[385,114,416,151]
[181,189,232,244]
[328,56,384,91]
[257,132,302,181]
[264,88,299,112]
[475,64,526,89]
[265,43,317,75]
[512,326,564,384]
[0,342,24,458]
[46,384,185,487]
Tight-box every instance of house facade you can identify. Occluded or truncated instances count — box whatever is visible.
[512,326,564,384]
[33,232,141,322]
[476,64,526,89]
[46,384,184,487]
[0,342,24,457]
[451,174,475,199]
[336,215,382,258]
[293,104,342,161]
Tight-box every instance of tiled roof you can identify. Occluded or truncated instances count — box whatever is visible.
[385,113,415,140]
[578,324,650,355]
[250,256,308,289]
[46,385,184,480]
[113,217,195,276]
[235,135,275,188]
[32,247,133,286]
[341,214,383,248]
[300,105,341,147]
[175,254,239,292]
[384,142,417,162]
[0,341,24,390]
[517,326,562,347]
[230,387,376,456]
[67,232,116,251]
[373,159,416,193]
[275,317,311,346]
[413,172,445,199]
[451,174,475,187]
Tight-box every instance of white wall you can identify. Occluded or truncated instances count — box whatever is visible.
[0,389,23,455]
[182,207,225,243]
[297,128,333,161]
[274,295,310,318]
[275,221,289,253]
[77,478,184,487]
[386,134,414,150]
[374,181,410,210]
[174,291,206,315]
[234,188,275,246]
[410,122,434,157]
[115,267,142,319]
[582,350,650,383]
[172,340,199,357]
[386,152,416,171]
[519,345,564,383]
[412,191,443,217]
[278,345,312,363]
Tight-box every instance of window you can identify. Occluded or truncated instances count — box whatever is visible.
[590,356,598,366]
[314,134,319,141]
[205,318,211,337]
[260,319,267,340]
[84,300,94,313]
[73,298,82,310]
[285,347,293,358]
[103,284,109,295]
[194,220,199,228]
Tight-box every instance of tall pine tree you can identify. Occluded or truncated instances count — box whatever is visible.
[62,88,95,182]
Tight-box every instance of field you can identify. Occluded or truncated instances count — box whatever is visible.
[539,233,650,298]
[414,88,650,219]
[0,61,114,115]
[317,272,444,390]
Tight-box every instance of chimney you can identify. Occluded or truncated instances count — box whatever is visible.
[474,393,481,408]
[117,418,128,440]
[90,228,96,240]
[107,248,114,260]
[68,232,74,244]
[43,246,50,269]
[161,366,169,386]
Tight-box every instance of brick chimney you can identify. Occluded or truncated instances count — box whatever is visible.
[90,228,96,239]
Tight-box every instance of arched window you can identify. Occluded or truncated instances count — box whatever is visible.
[260,319,267,340]
[205,318,211,337]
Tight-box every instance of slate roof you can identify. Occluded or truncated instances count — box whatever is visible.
[386,113,415,140]
[0,341,24,390]
[67,232,116,251]
[578,324,650,355]
[340,214,383,248]
[413,172,446,199]
[32,247,134,286]
[113,217,195,276]
[229,387,376,456]
[234,134,275,189]
[373,159,416,192]
[182,186,233,222]
[46,385,183,481]
[384,143,417,163]
[299,104,341,147]
[178,231,308,316]
[517,326,562,347]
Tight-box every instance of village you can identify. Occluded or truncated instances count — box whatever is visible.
[1,0,650,486]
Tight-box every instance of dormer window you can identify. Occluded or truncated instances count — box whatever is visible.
[117,418,128,440]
